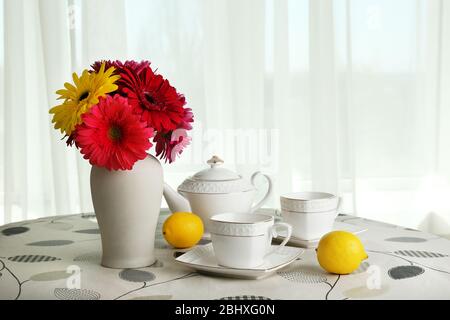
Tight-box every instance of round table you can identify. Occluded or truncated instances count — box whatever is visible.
[1,211,450,300]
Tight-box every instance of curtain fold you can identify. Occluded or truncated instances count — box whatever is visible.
[38,0,74,216]
[1,0,449,237]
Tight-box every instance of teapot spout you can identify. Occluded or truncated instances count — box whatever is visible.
[163,183,191,213]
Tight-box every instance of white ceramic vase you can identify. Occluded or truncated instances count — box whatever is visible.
[90,154,163,269]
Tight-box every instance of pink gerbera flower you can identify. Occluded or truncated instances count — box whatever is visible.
[154,129,191,163]
[74,94,154,170]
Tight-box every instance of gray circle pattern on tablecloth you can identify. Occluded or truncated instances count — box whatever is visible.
[393,250,448,258]
[1,226,29,236]
[26,240,74,246]
[119,269,156,283]
[54,288,101,300]
[30,271,71,282]
[388,265,425,280]
[278,267,328,284]
[7,255,61,263]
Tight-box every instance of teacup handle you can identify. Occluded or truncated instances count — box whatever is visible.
[250,172,273,213]
[265,222,292,257]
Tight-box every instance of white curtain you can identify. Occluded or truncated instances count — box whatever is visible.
[1,0,450,237]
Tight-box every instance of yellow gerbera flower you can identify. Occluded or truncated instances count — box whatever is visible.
[49,62,120,136]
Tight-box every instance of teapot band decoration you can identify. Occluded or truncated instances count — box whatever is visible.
[177,178,254,194]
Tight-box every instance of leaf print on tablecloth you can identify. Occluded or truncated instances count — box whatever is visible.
[278,267,327,284]
[218,295,271,300]
[119,269,155,283]
[394,250,448,258]
[388,265,425,280]
[54,288,100,300]
[73,229,100,234]
[8,255,61,263]
[30,271,71,282]
[27,240,74,246]
[1,226,29,236]
[385,237,427,243]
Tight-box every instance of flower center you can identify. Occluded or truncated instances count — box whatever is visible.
[144,92,156,104]
[108,126,122,142]
[79,91,89,101]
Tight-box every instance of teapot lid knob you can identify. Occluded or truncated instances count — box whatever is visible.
[207,155,224,168]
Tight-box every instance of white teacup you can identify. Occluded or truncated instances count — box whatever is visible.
[208,213,292,269]
[280,192,341,240]
[280,192,339,213]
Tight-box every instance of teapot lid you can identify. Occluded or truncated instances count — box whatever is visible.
[178,156,255,194]
[192,156,240,181]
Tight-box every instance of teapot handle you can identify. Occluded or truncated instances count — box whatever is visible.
[250,172,273,213]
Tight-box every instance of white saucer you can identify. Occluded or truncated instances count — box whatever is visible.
[175,243,304,280]
[274,221,368,248]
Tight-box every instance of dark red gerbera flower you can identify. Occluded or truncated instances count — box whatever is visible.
[65,132,77,147]
[119,66,189,132]
[91,60,150,75]
[91,60,150,94]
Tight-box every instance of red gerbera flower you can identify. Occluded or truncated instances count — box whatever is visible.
[74,94,154,170]
[119,66,188,132]
[154,129,191,163]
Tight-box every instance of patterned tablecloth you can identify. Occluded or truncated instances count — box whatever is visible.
[1,210,450,300]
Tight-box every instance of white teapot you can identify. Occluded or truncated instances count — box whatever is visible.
[163,156,273,227]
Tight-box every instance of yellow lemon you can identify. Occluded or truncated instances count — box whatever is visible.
[316,231,368,274]
[163,212,204,249]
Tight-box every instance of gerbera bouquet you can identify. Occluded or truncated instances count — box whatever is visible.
[49,60,193,170]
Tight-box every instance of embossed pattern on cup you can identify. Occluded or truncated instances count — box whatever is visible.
[280,192,338,213]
